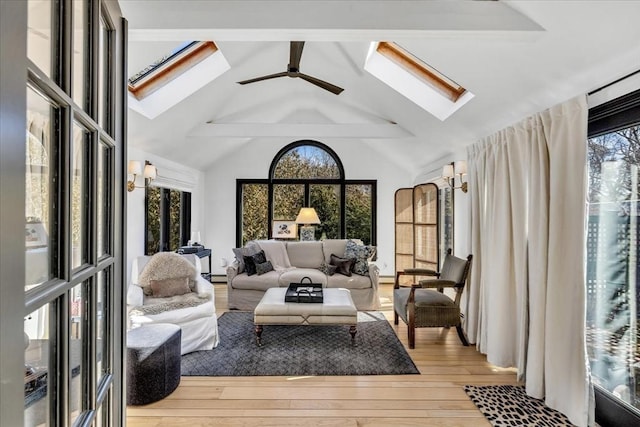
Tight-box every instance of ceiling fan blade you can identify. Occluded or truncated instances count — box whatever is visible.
[298,73,344,95]
[237,71,288,85]
[289,41,304,70]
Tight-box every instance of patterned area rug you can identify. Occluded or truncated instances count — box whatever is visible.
[464,385,576,427]
[181,311,419,376]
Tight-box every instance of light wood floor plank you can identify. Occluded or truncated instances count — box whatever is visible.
[126,284,517,426]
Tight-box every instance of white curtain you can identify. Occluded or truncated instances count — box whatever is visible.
[464,96,594,426]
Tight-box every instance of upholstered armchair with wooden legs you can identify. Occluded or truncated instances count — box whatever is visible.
[393,250,473,348]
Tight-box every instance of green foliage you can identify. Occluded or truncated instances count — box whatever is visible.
[242,145,374,244]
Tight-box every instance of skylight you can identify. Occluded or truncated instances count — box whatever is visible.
[364,41,474,121]
[128,41,230,119]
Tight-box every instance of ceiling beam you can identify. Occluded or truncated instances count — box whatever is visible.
[122,0,543,41]
[188,123,412,138]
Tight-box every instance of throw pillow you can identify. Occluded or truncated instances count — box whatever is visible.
[149,277,191,298]
[330,254,355,277]
[318,260,337,276]
[232,245,260,274]
[244,250,267,276]
[345,239,376,276]
[255,261,274,275]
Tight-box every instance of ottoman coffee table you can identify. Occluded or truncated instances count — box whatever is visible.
[253,287,358,346]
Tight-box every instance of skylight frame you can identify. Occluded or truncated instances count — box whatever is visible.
[128,41,220,100]
[376,42,467,103]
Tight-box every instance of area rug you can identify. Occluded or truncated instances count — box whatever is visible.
[181,311,419,376]
[464,385,576,427]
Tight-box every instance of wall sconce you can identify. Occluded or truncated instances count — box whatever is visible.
[295,207,321,241]
[442,160,468,193]
[127,160,157,192]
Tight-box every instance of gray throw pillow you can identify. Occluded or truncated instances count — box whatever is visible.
[318,260,337,276]
[232,245,259,274]
[255,261,274,275]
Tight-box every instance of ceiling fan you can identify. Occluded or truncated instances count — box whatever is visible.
[237,41,344,95]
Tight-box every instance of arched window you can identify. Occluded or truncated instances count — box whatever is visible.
[237,140,376,246]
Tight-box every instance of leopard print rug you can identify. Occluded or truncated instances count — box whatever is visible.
[464,385,575,426]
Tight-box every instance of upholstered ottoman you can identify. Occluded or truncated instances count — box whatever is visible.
[126,323,181,406]
[254,287,358,346]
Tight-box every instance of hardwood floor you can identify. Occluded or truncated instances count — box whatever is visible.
[126,284,518,426]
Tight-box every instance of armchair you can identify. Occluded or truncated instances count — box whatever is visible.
[127,253,219,355]
[393,249,472,348]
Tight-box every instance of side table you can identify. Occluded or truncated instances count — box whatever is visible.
[195,248,212,282]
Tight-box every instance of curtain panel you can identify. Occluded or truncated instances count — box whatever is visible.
[464,96,594,426]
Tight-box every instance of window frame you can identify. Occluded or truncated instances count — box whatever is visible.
[144,186,192,255]
[587,87,640,427]
[236,140,377,247]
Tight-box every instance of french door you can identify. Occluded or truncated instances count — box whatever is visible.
[1,1,127,426]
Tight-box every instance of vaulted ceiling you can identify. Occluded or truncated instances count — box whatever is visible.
[121,0,640,175]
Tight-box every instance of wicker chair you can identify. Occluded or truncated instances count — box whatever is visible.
[393,250,473,348]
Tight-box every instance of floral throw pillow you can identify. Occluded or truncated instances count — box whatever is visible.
[344,239,376,276]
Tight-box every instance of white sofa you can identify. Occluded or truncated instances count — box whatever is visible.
[226,239,380,311]
[127,254,219,355]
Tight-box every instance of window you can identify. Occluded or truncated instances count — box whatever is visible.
[364,41,474,121]
[587,88,640,425]
[145,186,191,255]
[237,141,376,246]
[127,41,230,119]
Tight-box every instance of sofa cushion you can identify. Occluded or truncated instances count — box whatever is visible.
[322,239,348,264]
[278,269,328,288]
[344,239,376,276]
[286,241,324,268]
[326,273,372,290]
[232,270,282,291]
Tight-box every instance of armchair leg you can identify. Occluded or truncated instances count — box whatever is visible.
[456,325,469,346]
[393,311,398,325]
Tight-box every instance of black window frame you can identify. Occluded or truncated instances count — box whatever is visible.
[236,140,377,247]
[587,87,640,427]
[144,186,191,254]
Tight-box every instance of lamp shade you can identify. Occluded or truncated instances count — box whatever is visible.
[128,160,142,175]
[295,207,321,225]
[442,164,454,178]
[454,160,467,175]
[144,164,157,179]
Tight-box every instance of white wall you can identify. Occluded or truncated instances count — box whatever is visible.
[126,147,205,282]
[203,137,413,277]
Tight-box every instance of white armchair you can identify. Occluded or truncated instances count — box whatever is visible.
[127,254,219,355]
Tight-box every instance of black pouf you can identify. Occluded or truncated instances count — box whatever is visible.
[126,323,181,406]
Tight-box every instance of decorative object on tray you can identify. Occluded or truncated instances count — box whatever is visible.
[284,277,323,303]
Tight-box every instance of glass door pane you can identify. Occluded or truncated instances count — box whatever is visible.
[241,183,268,245]
[72,121,90,269]
[26,86,58,289]
[72,0,87,107]
[24,304,52,426]
[27,0,53,77]
[272,184,304,221]
[587,124,640,413]
[310,184,341,240]
[145,186,161,254]
[345,184,372,244]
